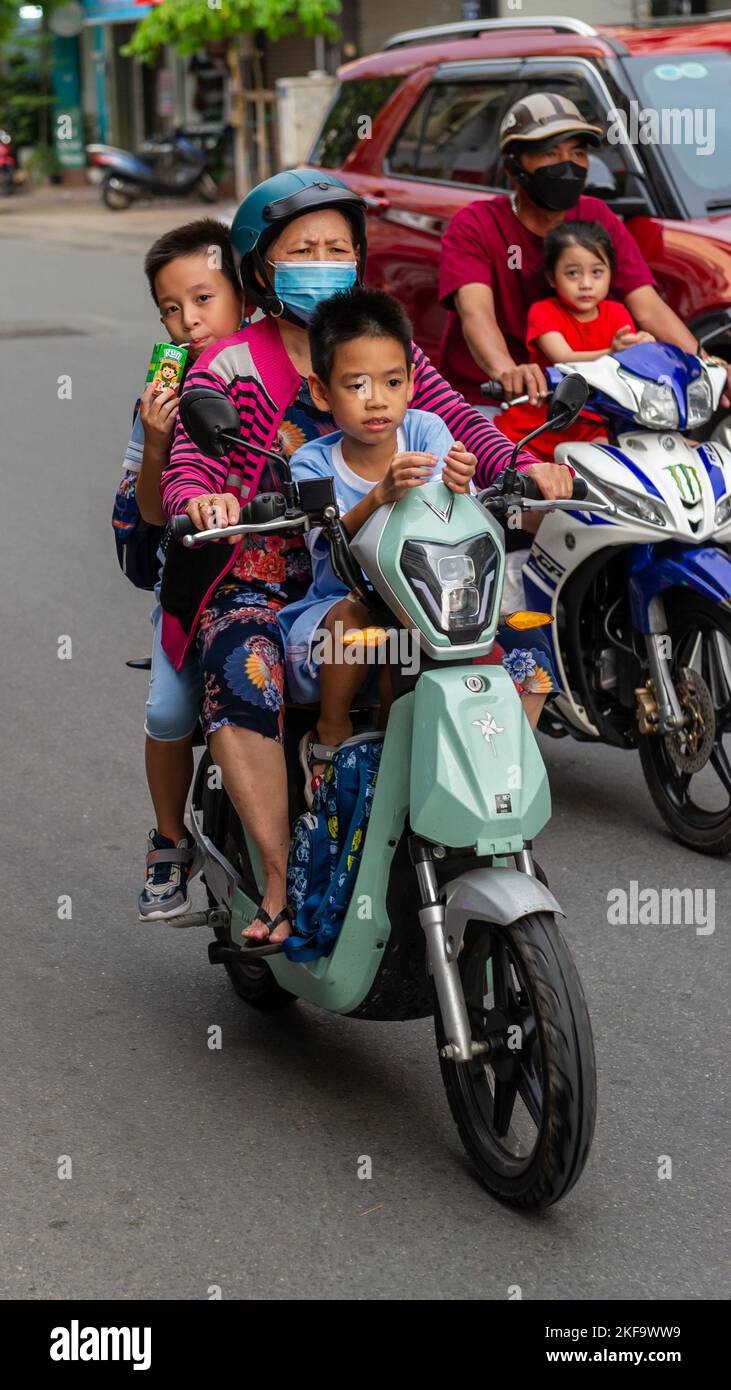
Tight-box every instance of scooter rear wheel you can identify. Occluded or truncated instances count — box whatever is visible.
[204,882,297,1012]
[436,912,596,1209]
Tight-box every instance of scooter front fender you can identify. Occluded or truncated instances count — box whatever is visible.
[443,868,565,960]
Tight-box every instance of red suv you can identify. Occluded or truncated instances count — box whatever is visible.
[307,15,731,365]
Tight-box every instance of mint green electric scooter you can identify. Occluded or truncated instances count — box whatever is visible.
[168,377,597,1209]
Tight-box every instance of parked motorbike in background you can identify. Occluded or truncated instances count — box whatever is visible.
[0,128,19,195]
[483,343,731,855]
[87,126,223,210]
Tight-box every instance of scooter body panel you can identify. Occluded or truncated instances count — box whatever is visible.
[265,694,414,1013]
[410,667,551,855]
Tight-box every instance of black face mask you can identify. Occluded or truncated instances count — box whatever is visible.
[516,159,588,212]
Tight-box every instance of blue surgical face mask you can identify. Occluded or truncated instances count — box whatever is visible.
[268,259,358,321]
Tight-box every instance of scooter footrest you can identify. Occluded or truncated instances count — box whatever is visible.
[208,939,284,964]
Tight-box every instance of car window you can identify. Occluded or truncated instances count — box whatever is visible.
[387,79,519,188]
[311,77,402,168]
[386,68,632,198]
[624,53,731,216]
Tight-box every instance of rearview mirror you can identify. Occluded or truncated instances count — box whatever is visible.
[547,374,590,430]
[178,387,241,458]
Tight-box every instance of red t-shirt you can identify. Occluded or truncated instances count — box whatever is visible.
[437,194,654,402]
[495,296,637,461]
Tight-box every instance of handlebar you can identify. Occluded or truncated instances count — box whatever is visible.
[480,380,506,401]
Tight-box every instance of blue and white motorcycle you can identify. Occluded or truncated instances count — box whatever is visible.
[484,343,731,855]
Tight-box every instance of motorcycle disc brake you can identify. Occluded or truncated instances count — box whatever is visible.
[664,665,716,775]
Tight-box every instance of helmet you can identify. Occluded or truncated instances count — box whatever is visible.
[231,168,367,321]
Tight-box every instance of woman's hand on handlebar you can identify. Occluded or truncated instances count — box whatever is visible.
[522,462,574,501]
[496,363,549,407]
[186,491,241,543]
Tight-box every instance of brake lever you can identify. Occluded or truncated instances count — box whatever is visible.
[182,514,308,547]
[520,499,613,513]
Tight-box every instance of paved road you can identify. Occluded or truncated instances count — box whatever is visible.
[1,227,728,1301]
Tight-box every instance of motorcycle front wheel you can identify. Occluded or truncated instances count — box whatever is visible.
[436,912,596,1209]
[638,593,731,855]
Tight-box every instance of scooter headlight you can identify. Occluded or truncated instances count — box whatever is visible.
[715,493,731,528]
[687,375,714,429]
[636,381,679,430]
[400,535,499,643]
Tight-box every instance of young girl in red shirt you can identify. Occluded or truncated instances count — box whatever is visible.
[496,220,654,461]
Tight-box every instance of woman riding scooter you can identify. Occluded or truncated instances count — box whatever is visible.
[159,169,573,947]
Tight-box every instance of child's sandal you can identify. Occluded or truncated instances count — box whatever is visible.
[298,730,338,809]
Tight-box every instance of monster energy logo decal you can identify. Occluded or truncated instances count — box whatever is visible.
[664,462,702,506]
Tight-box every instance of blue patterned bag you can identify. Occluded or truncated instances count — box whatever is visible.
[285,735,384,962]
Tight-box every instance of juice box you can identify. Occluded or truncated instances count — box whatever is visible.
[145,341,188,396]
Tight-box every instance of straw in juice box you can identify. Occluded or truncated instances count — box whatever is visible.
[146,341,189,396]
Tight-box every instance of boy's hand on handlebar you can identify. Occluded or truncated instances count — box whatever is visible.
[139,383,179,453]
[498,364,548,406]
[374,451,437,505]
[442,441,477,493]
[186,491,241,541]
[523,462,574,501]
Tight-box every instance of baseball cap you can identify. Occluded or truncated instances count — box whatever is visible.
[499,94,603,153]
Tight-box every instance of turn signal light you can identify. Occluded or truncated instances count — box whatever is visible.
[342,626,388,647]
[503,611,554,629]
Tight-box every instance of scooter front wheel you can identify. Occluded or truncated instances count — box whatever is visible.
[436,913,596,1209]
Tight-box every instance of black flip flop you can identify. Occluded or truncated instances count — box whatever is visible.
[240,904,291,956]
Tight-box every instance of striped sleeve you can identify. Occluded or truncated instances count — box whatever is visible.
[410,344,538,488]
[161,364,232,515]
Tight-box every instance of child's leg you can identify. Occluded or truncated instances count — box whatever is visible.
[144,734,194,843]
[139,600,202,918]
[144,600,201,833]
[316,595,373,747]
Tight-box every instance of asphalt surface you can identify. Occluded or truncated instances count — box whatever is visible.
[1,224,729,1301]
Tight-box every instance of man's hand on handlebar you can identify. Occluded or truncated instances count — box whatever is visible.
[186,491,241,543]
[495,363,548,407]
[522,462,574,502]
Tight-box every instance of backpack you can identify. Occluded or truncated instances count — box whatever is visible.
[112,468,165,591]
[284,734,384,962]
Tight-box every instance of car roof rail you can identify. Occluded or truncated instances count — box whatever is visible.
[383,16,599,50]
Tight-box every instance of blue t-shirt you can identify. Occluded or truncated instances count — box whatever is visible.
[278,408,458,651]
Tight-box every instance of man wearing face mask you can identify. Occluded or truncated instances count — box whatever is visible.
[438,94,701,408]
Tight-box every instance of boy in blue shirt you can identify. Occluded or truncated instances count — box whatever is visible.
[278,288,476,805]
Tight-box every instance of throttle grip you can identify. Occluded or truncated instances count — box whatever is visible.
[480,380,505,400]
[169,513,197,540]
